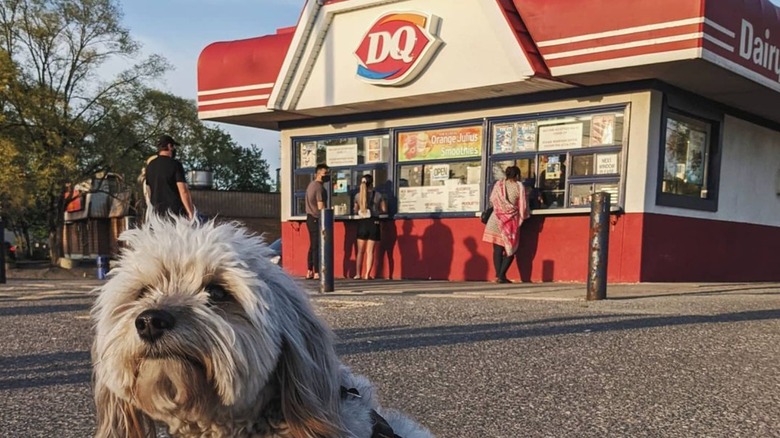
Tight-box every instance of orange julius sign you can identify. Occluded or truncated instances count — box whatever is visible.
[398,126,483,162]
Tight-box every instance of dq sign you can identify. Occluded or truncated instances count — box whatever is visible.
[355,12,443,86]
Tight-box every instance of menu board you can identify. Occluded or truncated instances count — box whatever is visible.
[326,143,358,167]
[538,123,583,151]
[399,126,482,162]
[398,184,480,213]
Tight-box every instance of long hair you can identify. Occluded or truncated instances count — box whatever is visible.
[358,174,373,216]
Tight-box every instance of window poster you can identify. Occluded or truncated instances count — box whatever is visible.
[398,126,483,162]
[595,153,619,175]
[685,129,706,185]
[299,141,317,168]
[365,136,384,163]
[590,114,616,146]
[515,121,537,151]
[538,123,583,151]
[493,124,514,153]
[326,143,358,167]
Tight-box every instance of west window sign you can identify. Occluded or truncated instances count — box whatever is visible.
[398,126,483,162]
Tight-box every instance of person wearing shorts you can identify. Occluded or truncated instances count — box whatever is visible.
[353,174,386,279]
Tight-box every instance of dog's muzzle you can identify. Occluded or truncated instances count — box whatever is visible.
[135,309,176,342]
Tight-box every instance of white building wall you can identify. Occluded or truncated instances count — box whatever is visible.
[648,114,780,227]
[281,91,654,220]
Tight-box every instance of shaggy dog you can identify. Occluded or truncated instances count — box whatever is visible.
[91,216,433,438]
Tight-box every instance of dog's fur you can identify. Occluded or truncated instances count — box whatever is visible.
[91,216,433,438]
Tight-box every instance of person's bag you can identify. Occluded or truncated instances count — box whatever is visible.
[480,207,493,224]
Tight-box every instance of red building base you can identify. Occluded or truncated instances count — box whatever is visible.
[280,213,779,283]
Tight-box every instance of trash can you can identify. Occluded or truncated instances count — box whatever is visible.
[96,255,110,280]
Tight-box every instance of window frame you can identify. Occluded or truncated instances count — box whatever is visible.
[393,119,487,218]
[486,104,630,211]
[656,95,722,212]
[291,130,391,218]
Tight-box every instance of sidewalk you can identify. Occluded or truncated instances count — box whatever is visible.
[4,265,779,303]
[300,278,780,301]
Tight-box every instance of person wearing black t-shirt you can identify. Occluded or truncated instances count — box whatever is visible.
[145,134,194,219]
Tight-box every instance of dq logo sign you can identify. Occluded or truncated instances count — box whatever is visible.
[355,12,443,86]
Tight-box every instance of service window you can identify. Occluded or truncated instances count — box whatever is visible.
[292,134,390,217]
[396,125,483,214]
[488,106,627,210]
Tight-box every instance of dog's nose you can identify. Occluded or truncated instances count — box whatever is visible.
[135,309,176,342]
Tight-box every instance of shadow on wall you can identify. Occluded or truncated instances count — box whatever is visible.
[516,215,544,282]
[397,220,419,279]
[421,218,453,280]
[463,236,488,281]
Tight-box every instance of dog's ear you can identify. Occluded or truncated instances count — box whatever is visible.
[93,375,155,438]
[276,297,345,438]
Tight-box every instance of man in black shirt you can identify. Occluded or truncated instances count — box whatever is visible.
[145,135,194,219]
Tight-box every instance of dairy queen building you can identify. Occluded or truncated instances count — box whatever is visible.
[196,0,780,283]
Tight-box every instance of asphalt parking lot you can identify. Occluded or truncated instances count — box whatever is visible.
[1,278,779,437]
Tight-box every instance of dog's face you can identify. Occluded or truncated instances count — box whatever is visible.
[92,217,342,437]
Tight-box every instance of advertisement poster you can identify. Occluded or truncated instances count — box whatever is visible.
[365,136,384,163]
[538,123,583,151]
[430,164,450,181]
[515,121,537,151]
[590,114,616,146]
[398,126,483,162]
[685,129,706,185]
[493,124,514,153]
[326,143,358,167]
[595,153,619,175]
[299,142,317,168]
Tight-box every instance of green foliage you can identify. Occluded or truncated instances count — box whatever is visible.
[0,0,272,261]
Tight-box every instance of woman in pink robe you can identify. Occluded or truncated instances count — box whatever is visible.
[482,165,530,283]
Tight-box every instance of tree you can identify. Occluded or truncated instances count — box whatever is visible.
[130,89,273,192]
[0,0,166,262]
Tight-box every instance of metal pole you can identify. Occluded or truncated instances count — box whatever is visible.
[587,192,610,300]
[319,208,334,293]
[0,215,6,284]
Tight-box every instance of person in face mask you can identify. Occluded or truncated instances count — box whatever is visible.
[304,163,330,279]
[144,134,195,220]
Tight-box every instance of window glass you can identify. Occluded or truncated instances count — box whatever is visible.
[662,116,710,198]
[538,154,567,209]
[569,182,620,207]
[489,106,626,210]
[493,111,624,155]
[293,133,390,217]
[398,161,481,213]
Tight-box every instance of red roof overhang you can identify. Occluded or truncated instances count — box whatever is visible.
[197,28,294,119]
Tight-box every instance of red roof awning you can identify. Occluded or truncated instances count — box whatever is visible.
[197,28,294,118]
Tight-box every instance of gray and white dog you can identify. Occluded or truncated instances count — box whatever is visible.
[91,216,433,438]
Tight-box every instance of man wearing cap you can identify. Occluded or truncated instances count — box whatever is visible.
[144,134,194,219]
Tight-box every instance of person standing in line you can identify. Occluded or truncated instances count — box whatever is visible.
[353,174,386,280]
[145,135,194,220]
[305,164,330,280]
[482,165,530,283]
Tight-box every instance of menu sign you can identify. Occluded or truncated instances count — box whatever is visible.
[398,126,483,162]
[538,123,583,151]
[398,183,480,213]
[326,144,358,167]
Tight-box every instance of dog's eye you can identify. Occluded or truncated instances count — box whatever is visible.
[205,284,232,303]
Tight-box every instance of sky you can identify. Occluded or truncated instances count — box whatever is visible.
[117,0,305,173]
